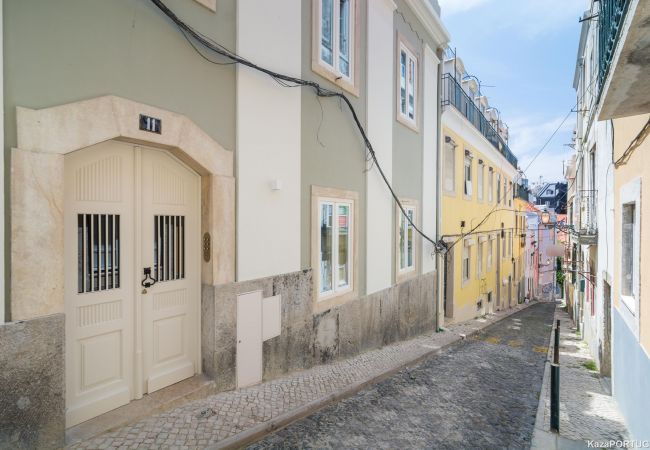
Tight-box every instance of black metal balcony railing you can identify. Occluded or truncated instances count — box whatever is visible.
[441,73,518,168]
[598,0,632,91]
[578,189,598,236]
[515,184,529,201]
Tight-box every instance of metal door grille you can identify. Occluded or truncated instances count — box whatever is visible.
[78,214,120,293]
[154,215,185,282]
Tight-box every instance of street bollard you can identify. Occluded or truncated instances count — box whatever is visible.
[554,319,560,364]
[550,363,560,433]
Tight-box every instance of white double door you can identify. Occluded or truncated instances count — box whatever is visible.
[64,141,200,427]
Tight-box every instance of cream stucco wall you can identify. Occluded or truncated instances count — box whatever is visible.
[0,0,4,322]
[236,0,302,282]
[421,44,439,275]
[613,113,650,353]
[365,0,396,295]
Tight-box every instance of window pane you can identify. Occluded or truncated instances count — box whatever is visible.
[408,58,415,119]
[622,203,635,296]
[337,204,350,288]
[321,0,334,66]
[407,209,414,268]
[320,203,333,293]
[444,145,455,192]
[339,0,350,77]
[400,51,407,115]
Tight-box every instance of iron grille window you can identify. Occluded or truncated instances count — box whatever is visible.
[154,215,186,282]
[78,214,120,293]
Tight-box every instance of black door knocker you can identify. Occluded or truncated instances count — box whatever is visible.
[141,267,157,288]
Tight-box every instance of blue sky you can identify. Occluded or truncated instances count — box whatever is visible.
[438,0,588,183]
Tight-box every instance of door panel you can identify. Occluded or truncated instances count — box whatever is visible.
[237,291,263,388]
[140,148,200,394]
[64,141,134,427]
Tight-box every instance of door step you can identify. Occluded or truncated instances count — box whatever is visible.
[65,374,216,445]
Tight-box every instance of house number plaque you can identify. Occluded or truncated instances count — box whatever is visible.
[139,114,162,134]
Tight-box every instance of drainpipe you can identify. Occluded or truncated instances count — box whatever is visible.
[436,47,444,331]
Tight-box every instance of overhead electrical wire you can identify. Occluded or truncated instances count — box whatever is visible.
[150,0,599,257]
[148,0,445,253]
[443,74,602,255]
[614,116,650,168]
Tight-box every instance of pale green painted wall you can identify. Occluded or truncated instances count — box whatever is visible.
[299,0,369,295]
[3,0,237,317]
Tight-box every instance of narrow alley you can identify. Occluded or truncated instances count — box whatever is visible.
[250,303,555,449]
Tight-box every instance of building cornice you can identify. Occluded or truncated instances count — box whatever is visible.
[442,107,518,177]
[402,0,450,48]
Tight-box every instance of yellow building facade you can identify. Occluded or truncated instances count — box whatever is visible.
[440,107,520,324]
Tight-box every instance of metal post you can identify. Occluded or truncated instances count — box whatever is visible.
[554,319,560,364]
[550,363,560,433]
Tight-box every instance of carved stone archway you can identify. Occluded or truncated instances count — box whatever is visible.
[11,95,235,320]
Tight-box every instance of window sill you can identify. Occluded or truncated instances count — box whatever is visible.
[396,266,417,284]
[396,113,419,133]
[312,60,359,97]
[314,287,357,314]
[463,194,473,201]
[443,190,457,198]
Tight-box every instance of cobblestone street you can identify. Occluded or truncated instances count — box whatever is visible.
[250,302,556,449]
[532,306,628,448]
[69,303,539,449]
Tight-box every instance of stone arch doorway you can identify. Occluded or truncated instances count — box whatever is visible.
[11,96,235,426]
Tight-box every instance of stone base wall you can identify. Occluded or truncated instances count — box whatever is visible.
[0,314,65,450]
[202,270,436,390]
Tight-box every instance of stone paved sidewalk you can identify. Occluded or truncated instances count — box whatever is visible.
[532,306,628,449]
[70,301,537,449]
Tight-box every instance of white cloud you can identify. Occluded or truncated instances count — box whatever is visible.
[508,114,575,182]
[438,0,492,17]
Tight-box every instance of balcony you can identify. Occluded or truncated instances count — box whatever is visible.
[577,190,598,245]
[598,0,650,119]
[442,73,518,169]
[515,184,529,202]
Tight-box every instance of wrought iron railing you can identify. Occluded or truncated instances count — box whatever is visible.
[515,184,529,201]
[578,189,598,235]
[598,0,632,92]
[441,73,518,168]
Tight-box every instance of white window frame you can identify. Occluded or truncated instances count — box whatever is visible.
[463,155,473,199]
[509,181,513,207]
[619,178,641,337]
[487,235,494,270]
[477,239,484,278]
[443,138,456,195]
[462,240,472,285]
[317,199,353,299]
[396,35,419,131]
[478,162,484,202]
[488,168,494,202]
[312,0,359,95]
[396,200,419,282]
[311,186,358,313]
[497,173,501,204]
